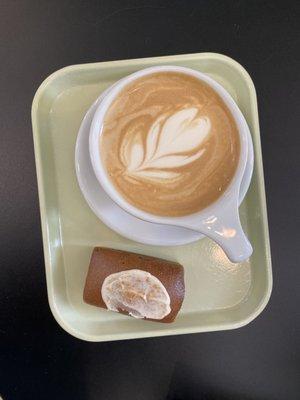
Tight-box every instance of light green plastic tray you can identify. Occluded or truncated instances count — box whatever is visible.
[32,53,272,342]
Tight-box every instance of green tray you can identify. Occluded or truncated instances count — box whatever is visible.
[32,53,272,342]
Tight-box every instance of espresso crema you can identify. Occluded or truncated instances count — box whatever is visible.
[99,72,240,216]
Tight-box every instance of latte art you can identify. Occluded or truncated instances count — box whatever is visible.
[100,72,240,216]
[121,107,211,181]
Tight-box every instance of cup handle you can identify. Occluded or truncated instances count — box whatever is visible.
[197,201,253,263]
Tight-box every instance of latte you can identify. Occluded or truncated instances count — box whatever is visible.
[99,72,240,217]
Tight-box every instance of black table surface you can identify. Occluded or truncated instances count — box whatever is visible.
[1,1,299,399]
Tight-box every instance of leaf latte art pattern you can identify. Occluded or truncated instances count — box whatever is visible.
[120,108,211,182]
[100,72,240,216]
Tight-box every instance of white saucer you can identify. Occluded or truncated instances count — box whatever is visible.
[75,97,254,246]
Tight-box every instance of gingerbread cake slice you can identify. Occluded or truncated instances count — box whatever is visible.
[83,247,185,323]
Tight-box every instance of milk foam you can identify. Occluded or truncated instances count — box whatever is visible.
[121,107,211,181]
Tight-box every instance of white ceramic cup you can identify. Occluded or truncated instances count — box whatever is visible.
[89,66,253,263]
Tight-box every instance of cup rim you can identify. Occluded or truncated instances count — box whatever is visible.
[89,65,249,224]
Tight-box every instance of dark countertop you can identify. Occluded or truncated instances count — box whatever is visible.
[0,1,299,399]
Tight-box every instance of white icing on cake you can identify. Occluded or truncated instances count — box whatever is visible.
[101,269,171,319]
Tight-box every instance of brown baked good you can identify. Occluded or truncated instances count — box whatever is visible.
[83,247,185,323]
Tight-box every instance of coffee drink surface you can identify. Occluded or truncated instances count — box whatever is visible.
[99,72,240,216]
